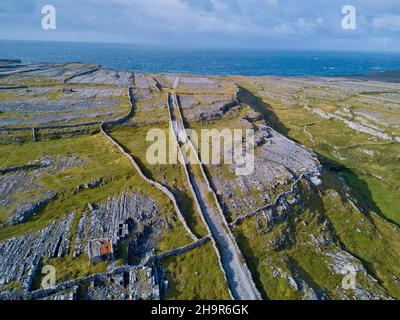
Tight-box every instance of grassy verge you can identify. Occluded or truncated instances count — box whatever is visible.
[160,242,231,300]
[111,124,208,238]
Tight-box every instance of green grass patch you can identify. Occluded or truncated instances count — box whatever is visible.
[161,242,231,300]
[111,124,207,238]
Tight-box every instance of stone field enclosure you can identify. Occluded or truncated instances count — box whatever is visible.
[0,60,399,300]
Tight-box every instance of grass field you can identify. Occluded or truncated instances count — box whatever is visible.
[235,79,400,226]
[111,124,208,238]
[160,242,231,300]
[0,133,193,253]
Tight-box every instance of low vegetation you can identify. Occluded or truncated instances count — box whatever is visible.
[161,242,231,300]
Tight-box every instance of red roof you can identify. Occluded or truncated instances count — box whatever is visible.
[100,239,112,255]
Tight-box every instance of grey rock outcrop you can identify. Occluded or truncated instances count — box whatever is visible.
[0,265,160,300]
[0,212,75,290]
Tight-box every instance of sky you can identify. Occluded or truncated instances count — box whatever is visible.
[1,0,400,51]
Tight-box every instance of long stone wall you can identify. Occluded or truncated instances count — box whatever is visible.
[0,121,101,143]
[100,87,198,242]
[0,265,158,300]
[166,92,234,299]
[63,66,101,83]
[149,236,211,263]
[0,163,47,174]
[169,92,261,300]
[0,121,101,132]
[166,94,210,238]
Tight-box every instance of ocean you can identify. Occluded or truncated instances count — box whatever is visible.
[1,40,400,77]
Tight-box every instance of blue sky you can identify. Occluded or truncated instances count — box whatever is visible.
[1,0,400,51]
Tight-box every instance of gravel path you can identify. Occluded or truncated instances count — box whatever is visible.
[168,90,261,300]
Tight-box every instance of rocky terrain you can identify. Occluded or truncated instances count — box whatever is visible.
[0,60,399,300]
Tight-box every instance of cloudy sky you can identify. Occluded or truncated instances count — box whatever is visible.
[1,0,400,51]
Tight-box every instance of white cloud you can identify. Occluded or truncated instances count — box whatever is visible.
[264,0,279,6]
[270,17,319,35]
[1,0,400,50]
[372,15,400,31]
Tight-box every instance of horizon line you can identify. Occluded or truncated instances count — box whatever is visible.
[1,38,400,55]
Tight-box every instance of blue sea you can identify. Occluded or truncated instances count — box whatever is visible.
[1,40,400,77]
